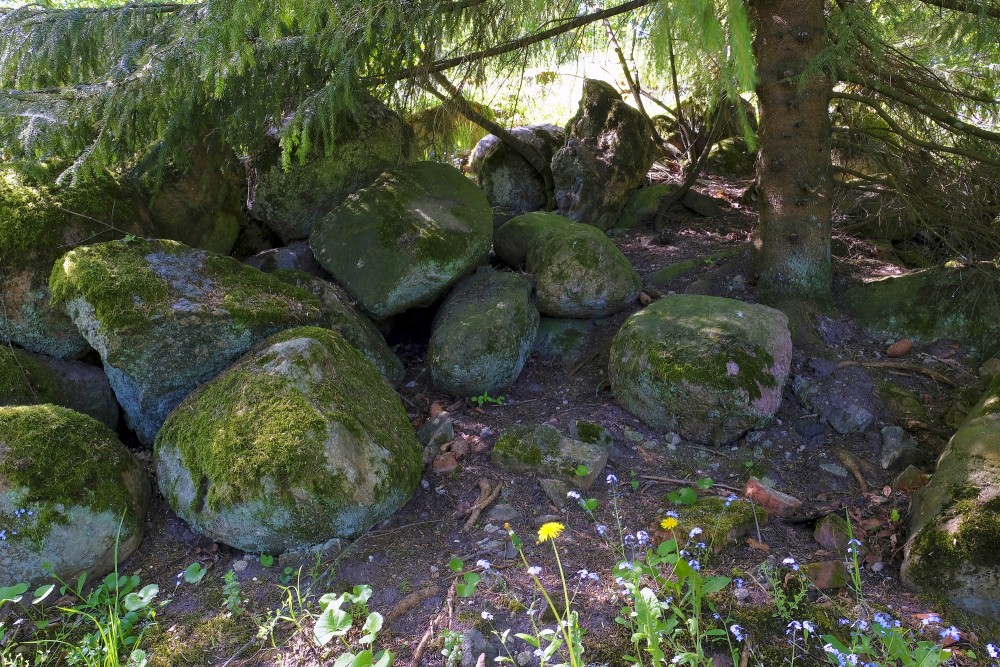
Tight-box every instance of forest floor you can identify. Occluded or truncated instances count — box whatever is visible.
[7,174,1000,667]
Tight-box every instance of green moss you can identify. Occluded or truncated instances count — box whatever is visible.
[0,404,143,548]
[875,378,928,423]
[0,347,59,405]
[157,326,420,544]
[676,497,763,551]
[145,612,256,667]
[908,496,1000,596]
[493,429,543,467]
[49,238,320,334]
[572,420,604,444]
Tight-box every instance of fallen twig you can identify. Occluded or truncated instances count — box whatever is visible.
[640,475,742,493]
[458,479,504,532]
[386,585,442,625]
[837,359,957,387]
[833,447,869,493]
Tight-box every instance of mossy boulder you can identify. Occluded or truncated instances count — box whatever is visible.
[49,238,322,446]
[616,184,678,230]
[272,270,404,383]
[492,424,609,489]
[608,295,792,445]
[845,267,1000,359]
[532,317,598,368]
[551,79,657,231]
[470,124,565,214]
[901,373,1000,617]
[154,327,423,553]
[428,268,539,396]
[494,212,640,318]
[0,163,143,359]
[250,99,417,243]
[309,161,493,319]
[0,346,118,429]
[703,138,755,178]
[0,405,149,588]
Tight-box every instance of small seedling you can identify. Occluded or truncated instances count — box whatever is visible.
[223,570,243,616]
[574,464,590,477]
[280,566,295,585]
[667,486,699,506]
[259,554,275,568]
[470,392,505,407]
[448,558,481,597]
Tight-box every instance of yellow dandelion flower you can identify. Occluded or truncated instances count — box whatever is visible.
[537,522,565,543]
[660,517,679,530]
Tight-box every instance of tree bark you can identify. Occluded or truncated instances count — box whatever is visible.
[750,0,833,304]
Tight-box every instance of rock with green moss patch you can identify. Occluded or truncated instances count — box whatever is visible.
[0,404,149,588]
[428,268,539,396]
[495,212,639,318]
[154,327,423,553]
[50,238,323,446]
[0,163,144,359]
[250,99,417,243]
[0,347,118,429]
[551,80,657,231]
[616,184,678,229]
[845,267,1000,360]
[492,424,609,489]
[672,496,762,553]
[901,373,1000,617]
[272,270,403,383]
[609,295,792,445]
[532,317,598,368]
[310,161,492,319]
[470,124,565,214]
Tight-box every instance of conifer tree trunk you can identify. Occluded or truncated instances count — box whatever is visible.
[750,0,833,305]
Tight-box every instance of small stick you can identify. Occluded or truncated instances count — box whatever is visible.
[462,481,504,533]
[833,447,869,493]
[640,475,742,493]
[837,360,957,387]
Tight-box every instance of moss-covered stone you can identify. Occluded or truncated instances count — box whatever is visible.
[901,374,1000,618]
[609,295,792,445]
[845,267,1000,360]
[552,79,657,230]
[50,238,322,446]
[470,124,565,214]
[250,98,417,243]
[672,496,762,552]
[531,317,597,368]
[0,404,149,587]
[495,211,640,318]
[615,184,678,229]
[428,268,539,395]
[0,163,143,359]
[703,138,755,177]
[0,346,118,428]
[272,270,404,383]
[876,378,928,423]
[154,326,423,553]
[492,424,609,489]
[309,161,492,319]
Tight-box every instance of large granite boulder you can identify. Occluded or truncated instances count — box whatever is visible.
[845,267,1000,360]
[143,138,245,255]
[49,238,322,446]
[901,374,1000,617]
[470,124,565,214]
[310,161,493,319]
[494,212,640,318]
[0,347,118,429]
[552,79,657,230]
[0,405,149,588]
[155,327,423,553]
[428,268,539,396]
[272,270,404,384]
[0,164,143,359]
[609,295,792,445]
[250,99,417,243]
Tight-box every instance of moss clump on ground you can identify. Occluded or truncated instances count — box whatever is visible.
[0,404,146,548]
[492,425,546,469]
[144,612,257,667]
[0,346,59,405]
[674,496,764,552]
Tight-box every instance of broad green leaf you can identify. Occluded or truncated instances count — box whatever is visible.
[318,592,345,612]
[350,584,373,605]
[259,554,274,568]
[696,477,713,489]
[350,650,374,667]
[372,650,393,667]
[183,563,207,584]
[314,605,353,645]
[701,577,731,595]
[124,584,159,611]
[448,558,463,573]
[360,612,383,644]
[32,584,54,604]
[514,632,540,648]
[0,583,29,604]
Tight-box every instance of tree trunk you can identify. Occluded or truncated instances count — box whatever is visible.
[750,0,833,305]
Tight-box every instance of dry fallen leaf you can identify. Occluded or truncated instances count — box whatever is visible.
[746,538,770,552]
[429,401,445,418]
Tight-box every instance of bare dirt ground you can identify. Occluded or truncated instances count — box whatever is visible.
[10,174,999,667]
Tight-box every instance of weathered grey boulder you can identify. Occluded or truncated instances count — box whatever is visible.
[144,138,244,255]
[50,238,322,446]
[532,318,599,368]
[609,295,792,445]
[470,124,565,213]
[901,374,1000,617]
[310,161,493,319]
[155,327,423,553]
[272,270,404,384]
[0,405,149,588]
[552,79,657,230]
[244,241,325,277]
[428,268,539,396]
[250,99,417,243]
[845,267,1000,359]
[616,184,678,229]
[0,347,118,429]
[0,164,143,359]
[492,424,610,489]
[494,212,640,318]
